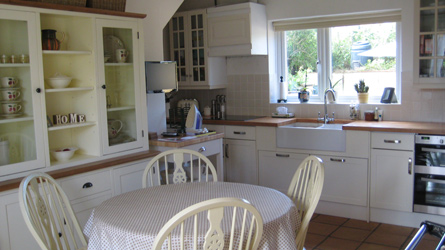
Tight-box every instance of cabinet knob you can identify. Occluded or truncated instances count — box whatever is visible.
[36,88,41,93]
[101,85,106,89]
[198,146,206,152]
[82,182,93,189]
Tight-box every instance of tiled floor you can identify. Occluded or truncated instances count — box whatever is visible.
[305,214,441,250]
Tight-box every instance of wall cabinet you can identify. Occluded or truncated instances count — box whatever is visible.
[0,4,148,182]
[168,9,227,90]
[370,132,414,212]
[207,2,267,57]
[414,0,445,87]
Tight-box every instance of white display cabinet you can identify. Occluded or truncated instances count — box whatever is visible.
[96,19,146,155]
[0,9,46,176]
[0,3,148,181]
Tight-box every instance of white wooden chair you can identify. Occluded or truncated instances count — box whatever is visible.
[287,156,325,250]
[143,148,218,188]
[152,197,264,250]
[18,172,88,250]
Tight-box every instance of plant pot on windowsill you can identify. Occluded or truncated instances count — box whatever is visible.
[357,93,369,104]
[298,90,310,103]
[354,79,369,104]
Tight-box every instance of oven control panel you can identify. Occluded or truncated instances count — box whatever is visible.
[416,135,445,145]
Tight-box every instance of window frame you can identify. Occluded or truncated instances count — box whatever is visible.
[277,17,402,104]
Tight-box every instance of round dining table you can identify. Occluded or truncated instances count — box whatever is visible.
[84,182,300,250]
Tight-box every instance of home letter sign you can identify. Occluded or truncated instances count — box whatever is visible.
[53,113,86,125]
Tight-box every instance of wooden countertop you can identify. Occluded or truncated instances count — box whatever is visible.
[204,117,445,135]
[343,121,445,135]
[0,150,160,193]
[150,132,224,148]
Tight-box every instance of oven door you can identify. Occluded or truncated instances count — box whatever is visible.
[414,172,445,215]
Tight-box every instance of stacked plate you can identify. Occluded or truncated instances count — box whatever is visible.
[1,76,22,118]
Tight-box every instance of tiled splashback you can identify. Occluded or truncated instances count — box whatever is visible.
[170,73,445,123]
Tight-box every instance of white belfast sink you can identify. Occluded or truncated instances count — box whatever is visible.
[276,123,346,152]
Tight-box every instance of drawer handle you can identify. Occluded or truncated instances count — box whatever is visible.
[276,153,290,158]
[82,182,93,189]
[233,131,246,135]
[198,146,206,153]
[225,144,229,158]
[384,139,401,144]
[330,158,346,163]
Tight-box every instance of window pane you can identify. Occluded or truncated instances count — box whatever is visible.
[285,29,318,96]
[330,23,396,97]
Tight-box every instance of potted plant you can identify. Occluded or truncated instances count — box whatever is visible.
[298,71,310,103]
[354,79,369,103]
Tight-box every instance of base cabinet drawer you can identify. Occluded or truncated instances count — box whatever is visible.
[371,132,414,150]
[59,170,112,201]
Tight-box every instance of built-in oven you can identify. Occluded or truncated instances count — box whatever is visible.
[414,134,445,215]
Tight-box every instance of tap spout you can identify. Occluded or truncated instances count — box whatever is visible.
[323,89,336,124]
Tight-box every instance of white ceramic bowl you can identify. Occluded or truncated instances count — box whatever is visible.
[50,147,78,162]
[46,75,72,89]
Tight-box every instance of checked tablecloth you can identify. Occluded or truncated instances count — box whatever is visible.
[84,182,299,250]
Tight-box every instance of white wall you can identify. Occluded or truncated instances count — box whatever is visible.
[126,0,184,60]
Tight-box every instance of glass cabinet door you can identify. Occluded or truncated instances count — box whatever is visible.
[170,14,188,85]
[189,11,206,85]
[0,9,45,177]
[418,0,445,80]
[96,19,144,155]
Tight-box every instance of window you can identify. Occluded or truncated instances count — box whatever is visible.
[274,11,401,103]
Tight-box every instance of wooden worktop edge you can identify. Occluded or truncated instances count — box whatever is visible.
[0,150,160,193]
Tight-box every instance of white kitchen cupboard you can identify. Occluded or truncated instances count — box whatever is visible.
[95,19,146,155]
[0,4,148,182]
[169,9,227,90]
[0,190,37,250]
[414,0,445,87]
[207,2,267,57]
[318,155,368,206]
[370,132,414,212]
[224,125,257,185]
[258,151,307,194]
[0,9,46,176]
[112,160,148,195]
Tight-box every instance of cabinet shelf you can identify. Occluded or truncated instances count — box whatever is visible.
[105,62,133,66]
[0,63,30,68]
[43,50,92,55]
[107,106,135,112]
[48,121,96,131]
[0,115,33,124]
[50,153,97,166]
[45,87,94,93]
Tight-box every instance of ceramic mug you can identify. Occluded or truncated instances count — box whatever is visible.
[108,119,123,139]
[1,89,20,101]
[2,103,21,114]
[116,49,128,63]
[1,77,18,88]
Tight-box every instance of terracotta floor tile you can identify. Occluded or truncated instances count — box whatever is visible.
[312,214,348,226]
[343,219,379,231]
[357,243,399,250]
[365,231,410,248]
[305,233,326,249]
[308,222,340,236]
[331,227,372,242]
[375,223,415,236]
[316,237,361,250]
